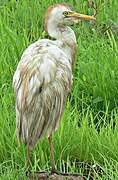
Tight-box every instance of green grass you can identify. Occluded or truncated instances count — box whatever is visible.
[0,0,118,179]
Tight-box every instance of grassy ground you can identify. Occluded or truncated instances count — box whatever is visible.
[0,0,118,179]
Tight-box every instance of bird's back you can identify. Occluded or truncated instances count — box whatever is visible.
[13,39,72,149]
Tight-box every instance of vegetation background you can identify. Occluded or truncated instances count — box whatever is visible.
[0,0,118,179]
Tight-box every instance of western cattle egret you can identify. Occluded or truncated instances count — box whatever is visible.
[13,3,95,172]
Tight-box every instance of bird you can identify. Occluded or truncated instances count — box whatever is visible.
[13,3,95,173]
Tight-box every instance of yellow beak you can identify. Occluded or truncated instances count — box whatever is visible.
[70,12,96,21]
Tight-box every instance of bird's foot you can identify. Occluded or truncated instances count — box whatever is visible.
[50,168,61,175]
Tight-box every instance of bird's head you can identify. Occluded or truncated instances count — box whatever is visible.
[45,3,95,32]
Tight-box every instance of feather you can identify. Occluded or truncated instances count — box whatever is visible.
[13,39,72,149]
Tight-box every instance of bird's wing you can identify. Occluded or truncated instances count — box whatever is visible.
[13,40,72,149]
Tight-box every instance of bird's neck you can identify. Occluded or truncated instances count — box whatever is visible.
[46,23,77,65]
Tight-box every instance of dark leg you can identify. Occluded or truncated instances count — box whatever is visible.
[48,134,56,173]
[25,144,31,172]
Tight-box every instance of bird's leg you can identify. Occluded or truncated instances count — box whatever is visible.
[48,134,57,174]
[25,144,31,174]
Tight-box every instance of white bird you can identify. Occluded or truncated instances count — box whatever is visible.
[13,3,95,172]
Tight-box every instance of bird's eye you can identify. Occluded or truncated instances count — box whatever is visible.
[63,11,70,16]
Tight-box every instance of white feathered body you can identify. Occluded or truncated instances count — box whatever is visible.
[13,38,75,149]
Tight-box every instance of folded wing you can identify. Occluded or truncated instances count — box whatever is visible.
[13,40,72,149]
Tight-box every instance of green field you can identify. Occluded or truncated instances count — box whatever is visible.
[0,0,118,179]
